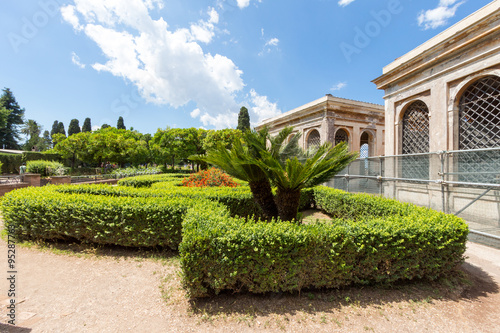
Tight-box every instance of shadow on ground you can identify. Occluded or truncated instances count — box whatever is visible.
[16,238,178,261]
[187,263,499,318]
[0,323,32,333]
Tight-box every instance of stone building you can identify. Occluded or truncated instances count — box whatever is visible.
[372,1,500,239]
[372,1,500,155]
[256,94,385,157]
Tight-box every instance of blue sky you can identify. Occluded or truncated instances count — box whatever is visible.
[0,0,494,136]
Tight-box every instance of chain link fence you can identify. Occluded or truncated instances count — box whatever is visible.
[326,148,500,246]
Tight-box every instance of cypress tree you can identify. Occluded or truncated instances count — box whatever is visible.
[101,124,110,129]
[237,106,250,132]
[57,122,66,136]
[117,116,126,130]
[68,119,81,136]
[82,118,92,132]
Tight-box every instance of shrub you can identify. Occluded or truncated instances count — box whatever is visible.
[26,160,66,177]
[1,186,191,248]
[117,174,181,188]
[181,168,239,187]
[180,186,468,297]
[0,153,22,174]
[111,166,162,177]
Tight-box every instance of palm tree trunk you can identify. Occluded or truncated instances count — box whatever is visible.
[248,179,278,220]
[275,188,301,222]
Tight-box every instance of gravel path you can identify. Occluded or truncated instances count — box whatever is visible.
[1,239,499,333]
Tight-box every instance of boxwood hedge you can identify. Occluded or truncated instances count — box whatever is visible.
[180,186,468,297]
[2,186,189,248]
[1,177,468,298]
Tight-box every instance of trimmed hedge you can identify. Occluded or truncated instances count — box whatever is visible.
[1,176,468,298]
[0,152,62,174]
[117,173,185,188]
[1,186,189,248]
[180,186,468,297]
[26,160,66,177]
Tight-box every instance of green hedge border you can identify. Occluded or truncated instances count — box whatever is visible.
[1,178,468,298]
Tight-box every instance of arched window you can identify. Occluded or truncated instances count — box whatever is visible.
[360,132,370,158]
[459,75,500,149]
[402,101,429,154]
[307,130,321,149]
[334,129,349,146]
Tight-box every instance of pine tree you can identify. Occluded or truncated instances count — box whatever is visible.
[57,122,66,136]
[117,116,126,130]
[82,118,92,132]
[68,119,81,136]
[237,106,250,132]
[0,88,25,149]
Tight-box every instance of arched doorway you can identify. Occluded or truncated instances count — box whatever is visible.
[401,100,430,179]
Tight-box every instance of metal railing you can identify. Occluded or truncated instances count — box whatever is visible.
[326,147,500,243]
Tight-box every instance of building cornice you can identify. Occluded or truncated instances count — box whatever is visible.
[372,1,500,90]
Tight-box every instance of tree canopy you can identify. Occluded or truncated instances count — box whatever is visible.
[68,119,81,136]
[117,116,126,130]
[82,118,92,132]
[0,88,25,149]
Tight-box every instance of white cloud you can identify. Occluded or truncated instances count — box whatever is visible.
[190,108,201,118]
[330,82,347,91]
[249,89,281,124]
[259,37,280,56]
[61,0,248,128]
[189,7,219,44]
[71,52,86,69]
[417,0,464,30]
[234,0,262,10]
[338,0,356,7]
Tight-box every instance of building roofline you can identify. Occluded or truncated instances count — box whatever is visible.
[257,94,384,127]
[373,1,500,88]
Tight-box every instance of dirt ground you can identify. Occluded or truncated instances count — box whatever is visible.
[0,236,499,332]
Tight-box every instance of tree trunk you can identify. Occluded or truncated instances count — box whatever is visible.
[275,188,301,222]
[248,179,278,220]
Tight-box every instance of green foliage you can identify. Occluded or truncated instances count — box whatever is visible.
[68,119,81,136]
[0,152,61,174]
[82,118,92,132]
[26,160,66,177]
[117,116,126,130]
[237,106,250,132]
[0,88,25,149]
[117,174,181,188]
[57,122,66,137]
[110,166,162,177]
[1,177,468,299]
[180,187,468,297]
[202,129,242,152]
[1,187,189,248]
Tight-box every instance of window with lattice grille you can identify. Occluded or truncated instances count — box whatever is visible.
[307,130,321,149]
[402,101,429,154]
[335,129,349,146]
[459,75,500,150]
[401,101,430,179]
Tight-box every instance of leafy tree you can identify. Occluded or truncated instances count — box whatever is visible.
[117,116,126,130]
[0,88,25,149]
[194,127,358,221]
[54,132,91,168]
[82,118,92,132]
[202,129,242,152]
[50,120,59,137]
[101,124,110,129]
[68,119,81,136]
[237,106,250,131]
[57,122,66,137]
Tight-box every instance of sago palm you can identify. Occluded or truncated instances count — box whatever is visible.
[192,127,358,221]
